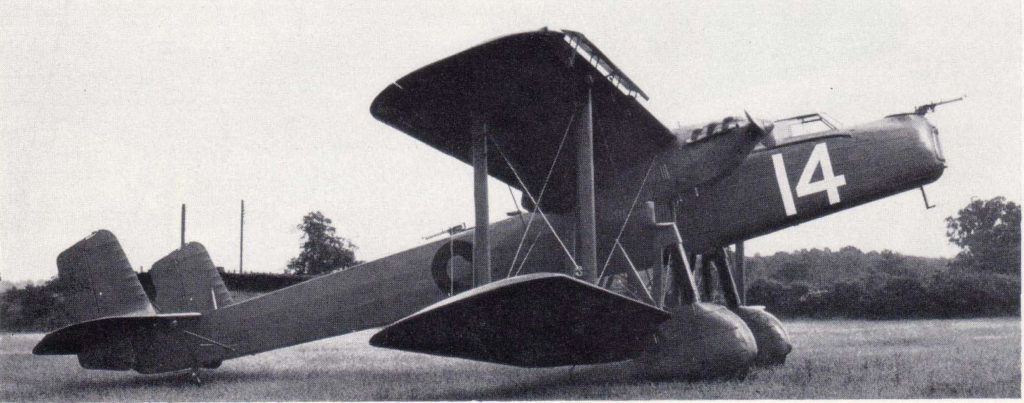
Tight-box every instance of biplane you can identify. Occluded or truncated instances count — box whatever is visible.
[34,28,955,382]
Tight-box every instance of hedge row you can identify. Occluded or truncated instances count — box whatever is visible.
[747,269,1020,319]
[0,281,70,332]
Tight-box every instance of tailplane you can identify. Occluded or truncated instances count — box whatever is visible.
[37,231,219,374]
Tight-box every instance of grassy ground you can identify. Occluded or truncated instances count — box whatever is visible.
[1,318,1018,400]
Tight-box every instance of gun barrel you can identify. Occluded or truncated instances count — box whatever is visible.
[422,224,467,240]
[914,95,965,115]
[934,95,965,106]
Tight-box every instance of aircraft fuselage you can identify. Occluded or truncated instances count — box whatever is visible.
[65,113,944,375]
[502,112,947,276]
[638,113,945,254]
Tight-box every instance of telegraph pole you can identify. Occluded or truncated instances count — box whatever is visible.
[180,204,186,248]
[239,200,245,274]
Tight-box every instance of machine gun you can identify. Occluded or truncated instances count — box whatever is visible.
[423,223,467,240]
[914,95,965,116]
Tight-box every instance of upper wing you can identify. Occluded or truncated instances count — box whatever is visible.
[371,29,673,213]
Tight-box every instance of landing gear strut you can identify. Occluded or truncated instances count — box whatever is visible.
[632,205,757,380]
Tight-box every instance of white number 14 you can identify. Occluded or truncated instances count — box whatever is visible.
[771,143,846,216]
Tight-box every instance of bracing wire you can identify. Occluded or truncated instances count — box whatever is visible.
[448,238,454,296]
[489,136,580,270]
[513,230,544,276]
[505,110,578,278]
[596,158,658,282]
[507,185,526,228]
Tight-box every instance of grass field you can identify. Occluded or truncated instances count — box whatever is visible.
[1,318,1019,400]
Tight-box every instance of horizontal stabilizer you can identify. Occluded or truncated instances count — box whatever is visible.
[32,313,201,355]
[369,273,669,367]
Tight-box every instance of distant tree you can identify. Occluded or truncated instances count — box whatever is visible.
[286,211,359,276]
[945,197,1021,274]
[875,249,909,277]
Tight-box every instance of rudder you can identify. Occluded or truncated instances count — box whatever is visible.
[56,230,156,323]
[150,242,233,313]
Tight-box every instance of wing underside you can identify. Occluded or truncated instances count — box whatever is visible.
[370,273,669,367]
[371,29,673,213]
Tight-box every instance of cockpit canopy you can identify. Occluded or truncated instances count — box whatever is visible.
[772,113,841,138]
[756,112,844,150]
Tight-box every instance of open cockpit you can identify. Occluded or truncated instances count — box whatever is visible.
[672,112,848,151]
[755,112,847,150]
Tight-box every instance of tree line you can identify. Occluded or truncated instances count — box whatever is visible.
[742,248,1019,318]
[741,197,1020,318]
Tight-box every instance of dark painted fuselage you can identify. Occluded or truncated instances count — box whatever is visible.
[141,112,944,374]
[577,112,946,272]
[664,113,944,252]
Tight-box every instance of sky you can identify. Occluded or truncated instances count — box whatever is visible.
[1,1,1020,282]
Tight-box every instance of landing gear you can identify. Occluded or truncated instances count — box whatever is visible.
[635,302,757,380]
[732,305,791,366]
[632,208,757,380]
[705,247,792,366]
[188,367,202,386]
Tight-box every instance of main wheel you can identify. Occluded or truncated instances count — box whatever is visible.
[189,368,202,386]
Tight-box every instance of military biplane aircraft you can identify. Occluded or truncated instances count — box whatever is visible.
[34,28,957,383]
